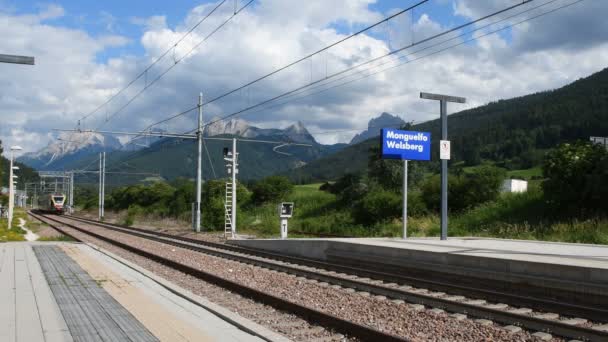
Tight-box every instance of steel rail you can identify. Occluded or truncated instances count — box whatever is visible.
[30,211,409,342]
[46,214,608,341]
[66,214,608,321]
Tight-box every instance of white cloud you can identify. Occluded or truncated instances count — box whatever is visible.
[1,0,607,154]
[36,4,65,21]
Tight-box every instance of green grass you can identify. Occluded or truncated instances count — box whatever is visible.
[0,208,27,242]
[239,184,394,238]
[121,182,608,245]
[239,184,608,244]
[507,166,542,180]
[445,187,608,244]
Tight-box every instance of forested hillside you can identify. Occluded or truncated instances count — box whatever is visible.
[287,67,608,182]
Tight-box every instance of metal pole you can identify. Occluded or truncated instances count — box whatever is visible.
[440,100,448,240]
[69,172,74,214]
[195,92,203,232]
[98,153,102,220]
[232,138,237,237]
[403,159,408,239]
[101,152,106,219]
[420,92,465,241]
[0,54,35,65]
[8,152,14,229]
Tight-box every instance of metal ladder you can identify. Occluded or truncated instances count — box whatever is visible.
[224,182,233,238]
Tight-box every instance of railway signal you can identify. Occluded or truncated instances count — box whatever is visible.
[278,202,294,239]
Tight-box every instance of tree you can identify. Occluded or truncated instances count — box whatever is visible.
[352,188,401,225]
[367,145,424,191]
[421,165,506,212]
[251,176,293,204]
[542,141,608,214]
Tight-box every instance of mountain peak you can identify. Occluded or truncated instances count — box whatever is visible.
[349,112,405,145]
[17,131,122,170]
[283,121,316,144]
[204,117,254,137]
[285,121,308,134]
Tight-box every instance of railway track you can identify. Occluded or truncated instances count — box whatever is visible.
[33,212,608,341]
[29,211,406,342]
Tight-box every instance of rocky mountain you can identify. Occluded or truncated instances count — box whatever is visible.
[18,132,122,170]
[349,112,406,145]
[18,119,330,177]
[204,118,317,144]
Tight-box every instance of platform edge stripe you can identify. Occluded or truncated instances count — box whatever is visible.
[82,242,293,342]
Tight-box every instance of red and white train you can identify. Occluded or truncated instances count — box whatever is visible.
[38,194,66,214]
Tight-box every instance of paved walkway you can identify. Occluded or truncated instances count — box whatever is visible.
[18,218,39,241]
[1,242,280,342]
[33,245,158,342]
[0,243,72,342]
[68,244,268,342]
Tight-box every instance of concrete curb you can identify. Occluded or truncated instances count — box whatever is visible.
[81,242,292,342]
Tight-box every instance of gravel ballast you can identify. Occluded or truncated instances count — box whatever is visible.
[51,216,560,342]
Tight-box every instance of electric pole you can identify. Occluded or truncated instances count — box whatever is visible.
[195,92,203,232]
[101,152,106,219]
[98,153,102,220]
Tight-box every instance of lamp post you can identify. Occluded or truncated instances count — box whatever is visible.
[8,146,22,229]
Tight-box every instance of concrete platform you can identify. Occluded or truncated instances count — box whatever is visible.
[231,237,608,306]
[0,243,72,342]
[1,242,287,342]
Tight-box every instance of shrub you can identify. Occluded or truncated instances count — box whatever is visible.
[421,165,506,212]
[542,141,608,214]
[251,176,293,204]
[352,188,401,225]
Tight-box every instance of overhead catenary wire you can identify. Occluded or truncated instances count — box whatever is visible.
[199,0,430,107]
[124,1,430,137]
[80,0,229,123]
[97,0,255,130]
[214,0,567,124]
[86,0,582,176]
[201,0,579,129]
[63,0,245,155]
[141,0,537,133]
[108,0,578,175]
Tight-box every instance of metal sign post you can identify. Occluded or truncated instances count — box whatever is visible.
[420,92,466,241]
[381,129,431,239]
[403,159,408,239]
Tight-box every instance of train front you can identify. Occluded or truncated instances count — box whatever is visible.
[51,194,66,214]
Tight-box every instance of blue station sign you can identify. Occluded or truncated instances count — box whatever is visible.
[381,128,431,161]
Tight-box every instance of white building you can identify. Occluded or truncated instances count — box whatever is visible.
[502,179,528,193]
[590,136,608,150]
